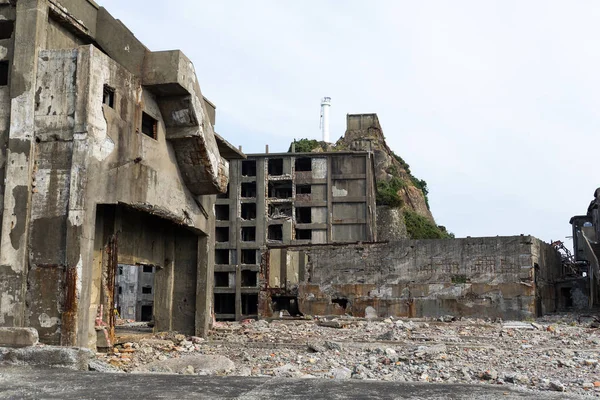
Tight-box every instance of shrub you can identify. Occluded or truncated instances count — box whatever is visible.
[403,210,453,239]
[376,177,405,208]
[289,139,320,153]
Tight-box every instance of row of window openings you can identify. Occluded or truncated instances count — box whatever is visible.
[216,203,313,222]
[214,270,257,287]
[118,265,154,274]
[218,183,311,200]
[214,293,258,316]
[215,249,257,265]
[240,158,312,178]
[215,225,312,243]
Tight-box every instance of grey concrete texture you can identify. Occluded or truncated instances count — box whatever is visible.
[0,327,38,347]
[132,354,235,374]
[0,367,585,399]
[0,346,94,370]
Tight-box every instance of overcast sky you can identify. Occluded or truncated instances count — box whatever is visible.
[99,0,600,243]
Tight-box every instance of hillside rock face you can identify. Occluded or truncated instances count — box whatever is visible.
[334,114,435,234]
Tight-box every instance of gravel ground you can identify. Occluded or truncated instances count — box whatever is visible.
[96,314,600,397]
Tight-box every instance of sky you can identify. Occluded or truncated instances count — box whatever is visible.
[98,0,600,243]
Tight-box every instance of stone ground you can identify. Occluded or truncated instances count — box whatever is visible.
[94,314,600,397]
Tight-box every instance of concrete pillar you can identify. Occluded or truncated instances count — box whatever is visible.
[154,229,175,332]
[0,0,48,327]
[195,195,215,337]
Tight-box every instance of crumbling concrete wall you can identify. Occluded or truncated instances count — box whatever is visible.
[261,236,562,320]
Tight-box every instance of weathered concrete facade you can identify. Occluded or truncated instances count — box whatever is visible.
[214,152,377,320]
[260,236,562,320]
[0,0,243,348]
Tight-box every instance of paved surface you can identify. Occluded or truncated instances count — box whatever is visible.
[0,366,586,399]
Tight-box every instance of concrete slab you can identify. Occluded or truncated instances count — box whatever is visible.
[0,327,38,347]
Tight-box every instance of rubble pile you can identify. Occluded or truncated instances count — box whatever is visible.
[96,315,600,396]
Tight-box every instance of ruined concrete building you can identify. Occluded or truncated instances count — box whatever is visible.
[215,151,377,320]
[0,0,244,348]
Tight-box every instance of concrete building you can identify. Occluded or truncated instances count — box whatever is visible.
[214,151,377,320]
[0,0,244,348]
[115,264,155,321]
[261,236,563,320]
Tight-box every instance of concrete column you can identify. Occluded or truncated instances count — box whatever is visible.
[0,0,48,327]
[195,195,215,337]
[154,229,175,332]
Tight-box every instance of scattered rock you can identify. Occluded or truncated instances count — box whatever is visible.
[364,307,378,320]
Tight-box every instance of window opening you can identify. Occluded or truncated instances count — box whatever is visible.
[241,249,256,265]
[295,157,312,171]
[241,182,256,198]
[241,226,256,242]
[241,270,257,287]
[296,228,312,240]
[141,112,157,139]
[215,227,229,243]
[214,272,230,288]
[142,265,153,273]
[268,203,292,219]
[241,160,256,177]
[215,204,229,221]
[241,294,258,315]
[140,305,153,322]
[215,249,229,265]
[142,286,152,294]
[296,184,311,195]
[0,20,14,40]
[0,62,8,86]
[241,203,256,220]
[103,85,115,108]
[268,180,292,198]
[268,158,283,175]
[214,293,235,315]
[296,207,312,223]
[217,184,229,199]
[268,225,283,241]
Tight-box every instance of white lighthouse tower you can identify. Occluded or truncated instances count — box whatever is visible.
[320,96,331,143]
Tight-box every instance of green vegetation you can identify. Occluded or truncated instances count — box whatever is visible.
[376,177,405,208]
[288,138,320,153]
[391,151,430,209]
[403,210,454,239]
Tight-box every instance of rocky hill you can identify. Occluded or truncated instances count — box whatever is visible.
[290,114,452,240]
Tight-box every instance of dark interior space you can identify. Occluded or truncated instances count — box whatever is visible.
[295,157,312,172]
[295,228,312,240]
[241,226,256,242]
[241,294,258,315]
[268,224,283,241]
[215,227,229,243]
[296,184,311,195]
[214,272,230,288]
[217,184,229,199]
[141,112,157,139]
[268,181,292,198]
[215,249,229,265]
[241,203,256,220]
[269,203,292,218]
[296,207,312,223]
[141,305,153,322]
[268,158,283,175]
[241,160,257,177]
[241,249,257,264]
[0,62,8,86]
[0,20,14,40]
[214,293,236,315]
[241,270,257,287]
[241,182,257,198]
[331,298,349,310]
[271,296,301,316]
[215,204,229,221]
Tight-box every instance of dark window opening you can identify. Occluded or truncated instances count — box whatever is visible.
[214,272,230,288]
[268,203,292,219]
[561,287,573,308]
[141,305,153,322]
[241,249,257,264]
[241,270,257,287]
[214,293,235,315]
[241,203,256,220]
[332,298,348,310]
[268,158,283,176]
[215,227,229,243]
[141,112,157,139]
[118,286,122,294]
[241,226,256,242]
[118,266,123,275]
[268,225,283,241]
[241,182,256,198]
[215,204,229,221]
[0,62,8,86]
[241,294,258,315]
[296,207,312,223]
[271,296,301,316]
[296,228,312,240]
[215,249,229,265]
[268,180,292,198]
[103,85,115,108]
[297,184,311,195]
[295,157,312,172]
[143,265,153,273]
[217,184,229,199]
[142,286,152,294]
[0,20,14,40]
[242,160,256,177]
